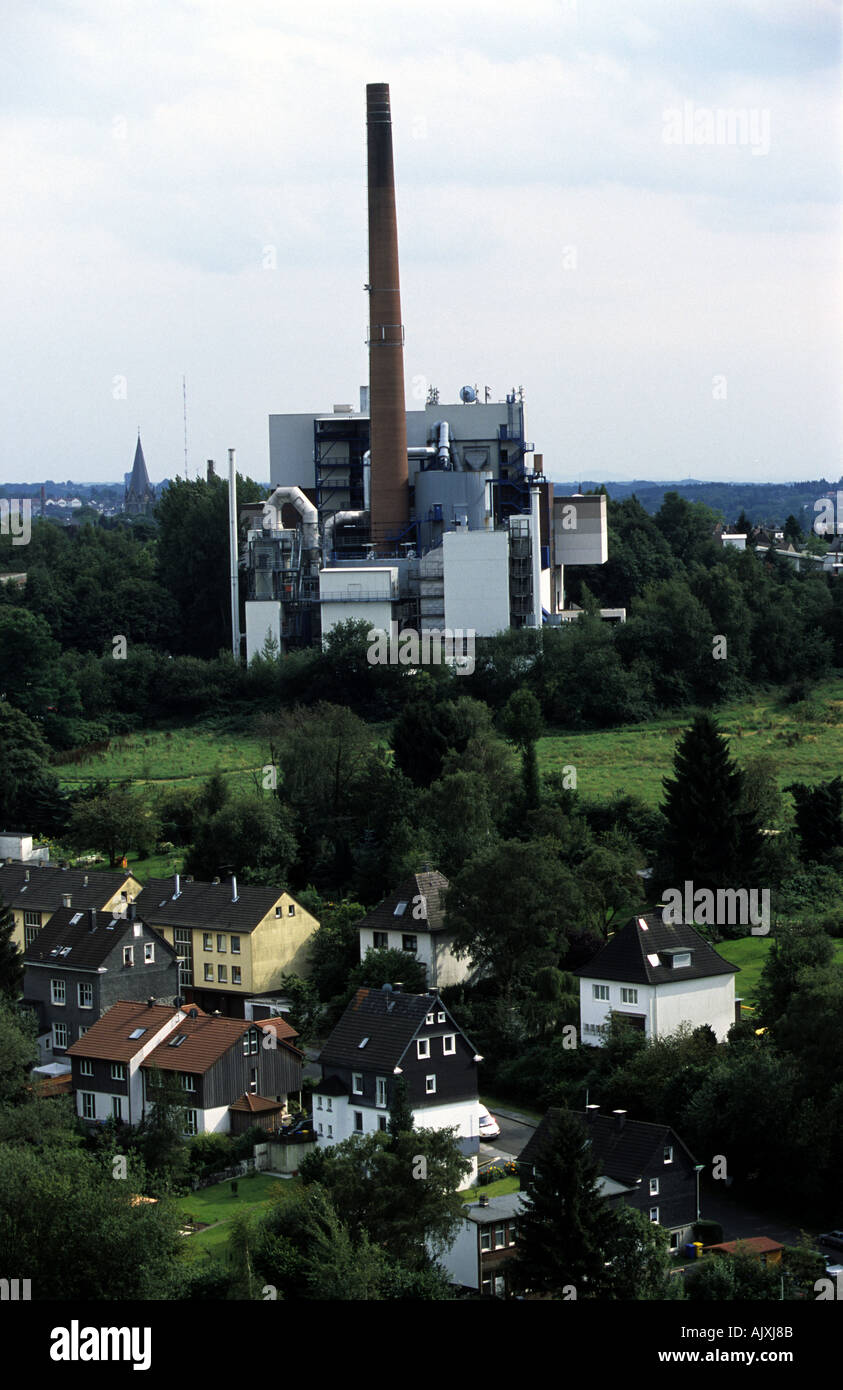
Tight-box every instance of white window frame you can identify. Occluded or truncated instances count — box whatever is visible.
[663,1145,674,1165]
[203,932,213,951]
[217,934,226,953]
[53,1022,68,1049]
[493,1223,505,1249]
[650,1207,659,1223]
[417,1038,430,1060]
[593,984,609,1001]
[144,942,154,964]
[425,1074,436,1095]
[218,964,227,983]
[182,1110,198,1138]
[620,987,638,1005]
[51,979,66,1006]
[376,1077,387,1108]
[426,1011,434,1025]
[81,1092,95,1120]
[180,1073,195,1091]
[77,982,93,1009]
[204,964,214,981]
[123,946,134,967]
[80,1059,93,1077]
[443,1034,456,1055]
[649,1177,659,1196]
[352,1073,363,1095]
[316,1095,323,1110]
[231,935,241,955]
[437,1011,446,1023]
[24,910,41,928]
[480,1227,491,1252]
[111,1063,125,1081]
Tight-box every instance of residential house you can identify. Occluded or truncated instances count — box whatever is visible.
[440,1193,524,1298]
[22,904,179,1062]
[312,983,482,1185]
[519,1106,699,1253]
[67,999,303,1134]
[133,873,319,1017]
[0,862,141,955]
[356,869,473,989]
[576,913,739,1045]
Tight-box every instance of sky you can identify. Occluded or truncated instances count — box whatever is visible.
[1,0,840,487]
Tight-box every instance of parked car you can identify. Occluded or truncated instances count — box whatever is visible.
[478,1104,501,1141]
[818,1230,843,1252]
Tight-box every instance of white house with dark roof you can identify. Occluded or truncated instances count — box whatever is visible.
[575,913,739,1045]
[357,869,474,989]
[312,983,482,1186]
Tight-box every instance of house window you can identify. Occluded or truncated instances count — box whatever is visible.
[402,935,417,954]
[53,1022,68,1050]
[327,1125,333,1138]
[354,1111,363,1132]
[80,1059,93,1077]
[204,964,214,982]
[78,1026,88,1039]
[620,987,638,1005]
[111,1063,126,1081]
[650,1208,659,1224]
[480,1228,492,1252]
[663,1145,674,1164]
[243,1033,251,1054]
[78,983,93,1009]
[417,1038,430,1060]
[649,1178,659,1196]
[376,1077,387,1107]
[426,1011,434,1025]
[288,904,295,915]
[316,1095,323,1110]
[669,1231,680,1252]
[217,934,226,953]
[494,1224,505,1249]
[112,1096,123,1120]
[443,1035,456,1055]
[203,933,213,950]
[378,1115,387,1131]
[51,979,66,1006]
[174,928,192,989]
[250,1031,258,1054]
[508,1223,518,1245]
[250,1069,257,1094]
[183,1110,198,1137]
[318,1122,324,1135]
[326,1098,332,1113]
[352,1073,363,1095]
[179,1073,195,1091]
[437,1012,446,1023]
[144,942,154,964]
[593,984,610,1001]
[81,1093,95,1120]
[218,964,227,983]
[24,910,41,928]
[123,946,134,967]
[232,967,241,985]
[373,931,388,949]
[425,1075,436,1095]
[24,925,38,948]
[231,935,241,955]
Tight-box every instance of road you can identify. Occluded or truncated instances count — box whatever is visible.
[478,1106,537,1167]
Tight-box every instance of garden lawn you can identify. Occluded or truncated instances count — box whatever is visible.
[177,1172,291,1226]
[472,1175,521,1198]
[716,935,843,1007]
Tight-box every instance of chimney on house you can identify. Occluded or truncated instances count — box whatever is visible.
[128,902,136,921]
[83,874,89,887]
[62,894,72,909]
[612,1109,627,1132]
[147,996,155,1008]
[586,1104,600,1122]
[231,875,238,903]
[88,909,96,931]
[478,1195,489,1208]
[173,872,181,899]
[392,982,403,993]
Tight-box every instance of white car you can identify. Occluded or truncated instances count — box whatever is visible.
[478,1104,501,1141]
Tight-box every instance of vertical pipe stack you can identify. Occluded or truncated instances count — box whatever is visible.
[228,447,241,660]
[367,82,409,552]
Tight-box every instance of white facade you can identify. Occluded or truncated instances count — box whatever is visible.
[75,1008,186,1126]
[358,926,471,989]
[245,599,282,664]
[313,1091,480,1187]
[579,972,736,1046]
[442,530,510,636]
[319,565,398,642]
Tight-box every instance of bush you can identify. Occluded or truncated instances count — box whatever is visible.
[186,1131,234,1176]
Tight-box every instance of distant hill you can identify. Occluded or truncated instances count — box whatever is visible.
[552,479,843,528]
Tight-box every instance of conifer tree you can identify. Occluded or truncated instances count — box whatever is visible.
[656,714,763,899]
[387,1076,414,1146]
[0,897,23,1001]
[512,1108,614,1298]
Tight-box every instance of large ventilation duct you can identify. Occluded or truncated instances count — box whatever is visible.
[367,83,409,552]
[262,486,318,552]
[322,509,369,563]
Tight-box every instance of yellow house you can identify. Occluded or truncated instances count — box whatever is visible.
[133,873,319,1018]
[0,863,142,954]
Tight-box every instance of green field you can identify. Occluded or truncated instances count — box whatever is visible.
[716,935,843,1006]
[55,720,268,791]
[536,678,843,808]
[178,1172,297,1259]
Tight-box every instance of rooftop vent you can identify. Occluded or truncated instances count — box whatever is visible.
[612,1109,627,1131]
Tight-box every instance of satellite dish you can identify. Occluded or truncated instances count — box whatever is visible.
[459,385,477,404]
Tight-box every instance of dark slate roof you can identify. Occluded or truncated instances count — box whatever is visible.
[0,864,136,913]
[312,1074,350,1097]
[573,913,738,986]
[133,878,286,932]
[319,985,471,1071]
[23,908,177,971]
[519,1109,697,1184]
[358,869,449,937]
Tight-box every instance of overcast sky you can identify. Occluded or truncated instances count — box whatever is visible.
[2,0,840,487]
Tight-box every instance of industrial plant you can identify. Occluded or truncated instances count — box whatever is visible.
[239,83,611,662]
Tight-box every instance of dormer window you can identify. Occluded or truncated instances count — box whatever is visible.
[672,952,692,969]
[663,1145,673,1164]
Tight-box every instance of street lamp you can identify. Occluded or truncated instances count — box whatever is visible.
[694,1164,705,1222]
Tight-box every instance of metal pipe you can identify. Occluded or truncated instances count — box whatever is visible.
[228,448,241,660]
[262,486,318,552]
[434,420,451,468]
[322,509,369,563]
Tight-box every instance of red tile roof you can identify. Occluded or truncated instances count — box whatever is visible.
[66,1000,183,1062]
[706,1237,784,1256]
[228,1094,286,1114]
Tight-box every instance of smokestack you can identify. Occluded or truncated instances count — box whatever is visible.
[228,448,241,662]
[366,83,409,552]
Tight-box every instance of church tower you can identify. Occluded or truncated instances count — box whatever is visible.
[124,433,156,514]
